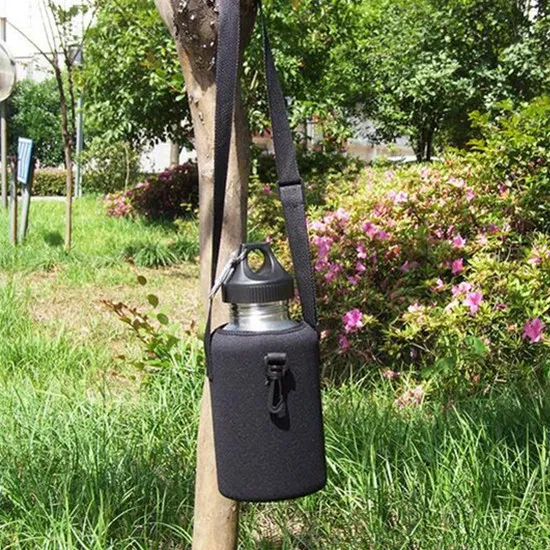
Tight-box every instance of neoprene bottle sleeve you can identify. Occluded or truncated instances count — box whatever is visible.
[205,0,326,502]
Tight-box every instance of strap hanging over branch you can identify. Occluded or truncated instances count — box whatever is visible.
[206,0,319,374]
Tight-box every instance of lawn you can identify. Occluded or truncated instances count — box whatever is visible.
[1,199,550,548]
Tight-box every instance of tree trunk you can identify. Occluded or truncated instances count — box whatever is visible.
[54,65,74,251]
[154,2,255,549]
[169,139,181,167]
[426,125,435,162]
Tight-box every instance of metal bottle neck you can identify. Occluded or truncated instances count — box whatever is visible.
[225,301,296,332]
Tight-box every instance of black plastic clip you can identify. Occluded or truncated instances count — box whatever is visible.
[265,352,288,417]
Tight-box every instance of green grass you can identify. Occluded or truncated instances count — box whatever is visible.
[2,285,550,548]
[0,197,198,285]
[2,197,550,548]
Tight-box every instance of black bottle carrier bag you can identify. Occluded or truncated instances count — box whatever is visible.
[204,0,326,502]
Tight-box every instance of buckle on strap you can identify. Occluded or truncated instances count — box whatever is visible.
[278,178,302,188]
[265,353,289,417]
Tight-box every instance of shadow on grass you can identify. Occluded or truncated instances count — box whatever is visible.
[43,230,64,247]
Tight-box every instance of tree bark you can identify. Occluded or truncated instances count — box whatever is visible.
[169,139,181,167]
[54,65,75,251]
[154,2,255,549]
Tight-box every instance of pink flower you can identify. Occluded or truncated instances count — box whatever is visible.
[452,258,464,275]
[382,369,400,381]
[342,308,364,334]
[445,299,459,312]
[463,291,483,315]
[324,263,342,282]
[431,278,445,292]
[347,275,360,286]
[356,261,366,274]
[465,188,475,201]
[448,176,465,188]
[314,259,328,272]
[452,281,472,297]
[498,183,508,197]
[356,244,367,259]
[313,235,333,260]
[523,318,546,343]
[334,208,350,224]
[375,230,390,241]
[528,247,549,266]
[262,184,272,195]
[385,170,395,181]
[362,221,378,238]
[407,302,424,314]
[309,219,326,232]
[387,190,408,204]
[338,335,350,351]
[451,235,467,249]
[476,233,488,246]
[400,260,418,273]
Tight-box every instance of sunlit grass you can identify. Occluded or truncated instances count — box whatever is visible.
[1,284,550,548]
[0,197,198,286]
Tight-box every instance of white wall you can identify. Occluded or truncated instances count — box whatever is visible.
[1,0,87,82]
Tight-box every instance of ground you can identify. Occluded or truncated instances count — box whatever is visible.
[1,198,550,549]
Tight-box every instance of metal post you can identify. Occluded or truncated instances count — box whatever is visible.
[1,17,7,209]
[74,92,84,197]
[9,156,17,245]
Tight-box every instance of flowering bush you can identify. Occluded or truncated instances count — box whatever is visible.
[252,98,550,396]
[105,163,198,221]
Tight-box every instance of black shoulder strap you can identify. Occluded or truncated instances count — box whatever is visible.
[205,0,318,375]
[259,3,318,328]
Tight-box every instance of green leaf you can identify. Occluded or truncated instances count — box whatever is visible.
[465,336,487,357]
[137,275,147,286]
[147,294,159,307]
[157,313,169,325]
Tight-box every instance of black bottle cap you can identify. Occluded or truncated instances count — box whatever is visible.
[222,242,294,304]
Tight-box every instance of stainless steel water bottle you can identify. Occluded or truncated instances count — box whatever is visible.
[222,243,297,332]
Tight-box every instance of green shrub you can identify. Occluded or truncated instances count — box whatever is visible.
[82,138,140,194]
[105,164,198,221]
[248,148,363,239]
[121,242,178,268]
[120,235,198,268]
[469,96,550,233]
[252,100,550,396]
[33,168,66,196]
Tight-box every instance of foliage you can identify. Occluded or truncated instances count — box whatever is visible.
[84,0,192,148]
[469,96,550,233]
[120,236,198,268]
[244,0,550,159]
[245,0,371,144]
[33,168,67,196]
[8,78,64,166]
[253,100,550,394]
[105,164,199,221]
[248,148,364,239]
[103,276,198,371]
[81,137,141,194]
[365,0,547,160]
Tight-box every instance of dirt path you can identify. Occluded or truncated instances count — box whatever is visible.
[3,263,201,358]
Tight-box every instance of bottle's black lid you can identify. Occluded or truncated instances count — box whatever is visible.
[222,242,294,304]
